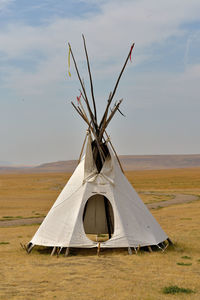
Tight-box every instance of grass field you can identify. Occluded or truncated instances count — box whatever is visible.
[0,168,200,299]
[0,168,199,220]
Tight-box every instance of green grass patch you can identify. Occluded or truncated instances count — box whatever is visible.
[177,262,192,266]
[21,223,41,227]
[0,241,10,245]
[98,234,107,237]
[0,215,45,221]
[162,285,195,294]
[1,215,23,220]
[181,255,191,259]
[156,206,163,209]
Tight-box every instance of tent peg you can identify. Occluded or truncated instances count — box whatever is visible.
[51,246,56,256]
[57,247,63,258]
[65,247,70,257]
[128,247,132,255]
[97,242,101,256]
[157,244,164,252]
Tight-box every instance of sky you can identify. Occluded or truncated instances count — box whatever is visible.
[0,0,200,166]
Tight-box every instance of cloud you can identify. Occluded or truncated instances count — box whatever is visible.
[1,0,200,163]
[184,30,200,66]
[0,0,200,98]
[1,0,200,55]
[0,0,13,11]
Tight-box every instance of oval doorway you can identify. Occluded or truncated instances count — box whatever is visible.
[83,194,114,242]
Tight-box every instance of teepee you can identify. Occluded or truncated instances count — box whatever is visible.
[27,36,169,255]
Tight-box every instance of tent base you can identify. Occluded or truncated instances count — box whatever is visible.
[22,239,171,256]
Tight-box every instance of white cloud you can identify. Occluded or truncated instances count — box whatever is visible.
[1,0,200,55]
[0,0,13,11]
[0,0,200,101]
[184,31,200,66]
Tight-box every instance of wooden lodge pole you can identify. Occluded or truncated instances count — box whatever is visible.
[68,43,98,132]
[105,131,124,173]
[82,34,97,122]
[99,43,135,128]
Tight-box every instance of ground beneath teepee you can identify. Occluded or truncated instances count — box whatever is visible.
[0,200,200,300]
[0,168,200,299]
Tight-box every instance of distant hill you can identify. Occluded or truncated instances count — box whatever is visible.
[34,160,77,173]
[120,154,200,171]
[1,154,200,173]
[0,166,30,173]
[0,161,12,166]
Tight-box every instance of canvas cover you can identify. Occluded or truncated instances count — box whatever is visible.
[30,138,168,248]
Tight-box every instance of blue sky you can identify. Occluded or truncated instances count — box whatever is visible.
[0,0,200,165]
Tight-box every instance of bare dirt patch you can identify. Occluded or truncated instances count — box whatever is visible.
[147,193,199,209]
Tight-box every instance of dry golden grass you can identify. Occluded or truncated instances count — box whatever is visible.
[0,168,200,299]
[126,167,200,204]
[126,167,200,194]
[0,201,200,300]
[0,168,199,220]
[0,173,71,220]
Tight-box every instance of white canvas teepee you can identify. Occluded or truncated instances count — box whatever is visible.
[30,134,168,250]
[27,36,169,254]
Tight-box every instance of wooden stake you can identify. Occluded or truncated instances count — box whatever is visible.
[27,244,34,254]
[51,246,56,256]
[128,247,132,255]
[23,243,34,254]
[20,242,25,250]
[57,247,62,258]
[157,244,164,252]
[65,247,70,257]
[97,242,101,256]
[21,243,29,254]
[163,240,169,251]
[167,238,173,245]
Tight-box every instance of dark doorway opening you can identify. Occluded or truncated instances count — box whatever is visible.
[83,194,114,242]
